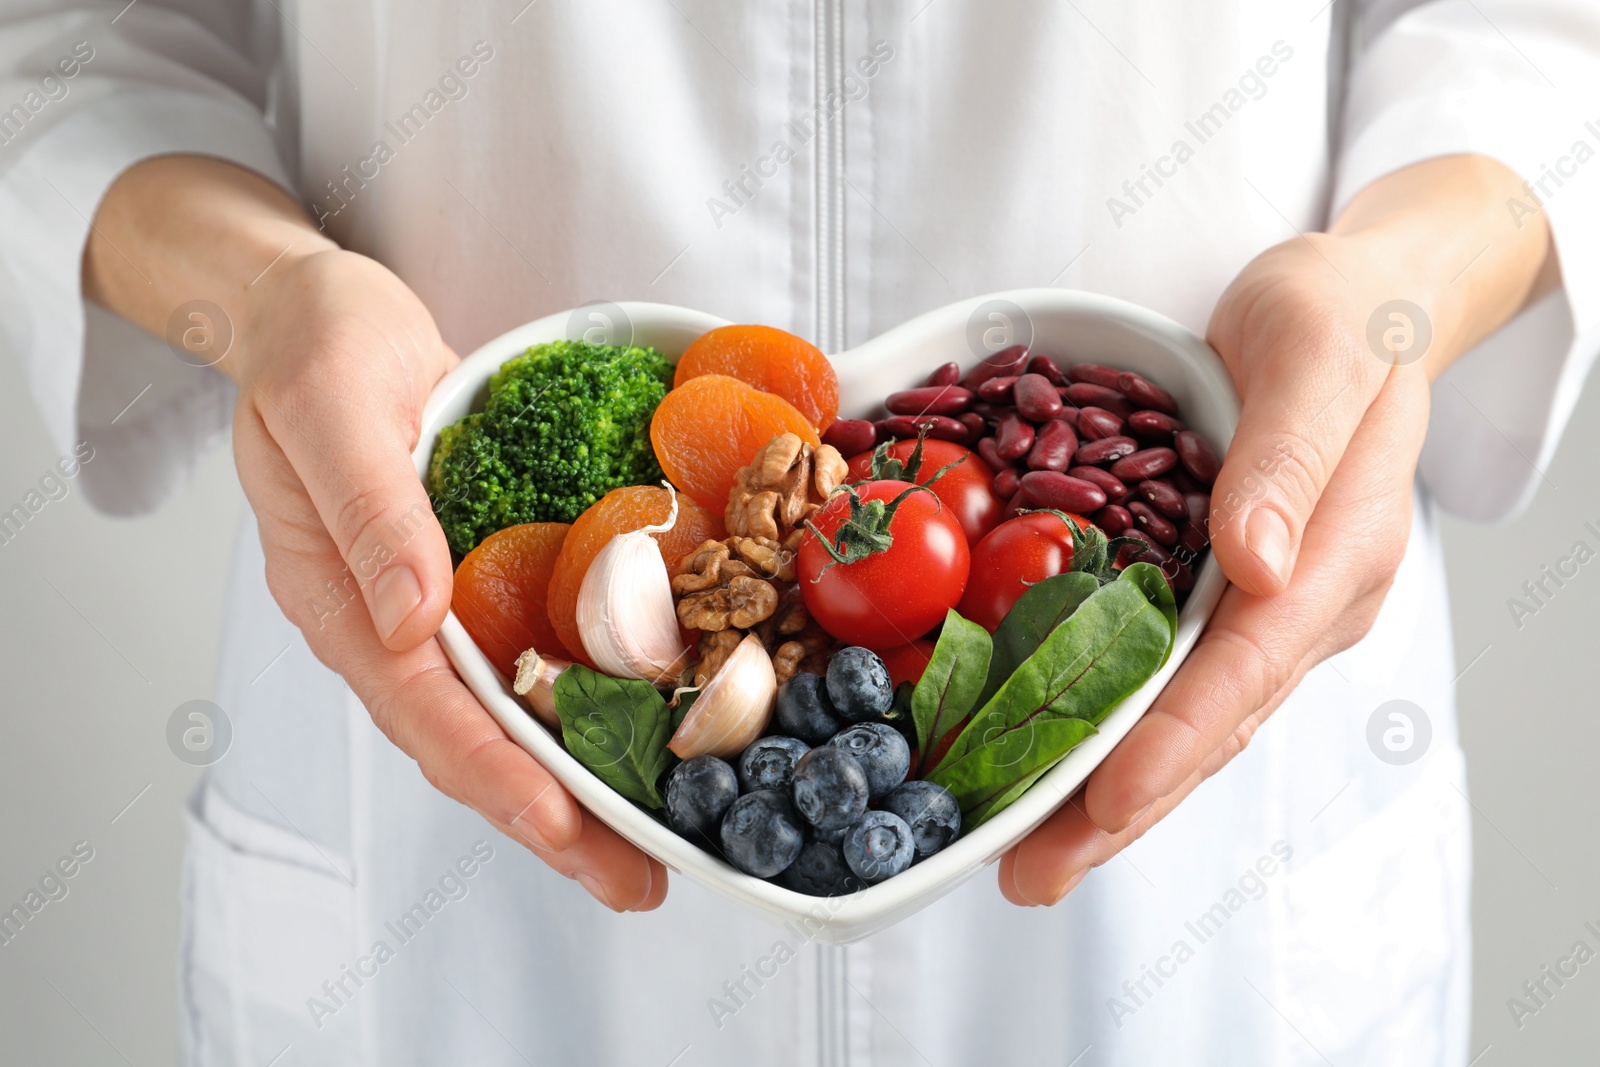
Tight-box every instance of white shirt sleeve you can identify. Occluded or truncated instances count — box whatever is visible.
[1335,0,1600,521]
[0,2,294,515]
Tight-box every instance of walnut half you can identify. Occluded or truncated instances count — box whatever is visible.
[725,433,848,548]
[671,537,790,632]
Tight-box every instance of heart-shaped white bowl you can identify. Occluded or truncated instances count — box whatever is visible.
[413,289,1237,943]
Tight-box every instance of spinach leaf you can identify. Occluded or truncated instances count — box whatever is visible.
[1117,561,1178,664]
[552,665,677,809]
[964,762,1061,830]
[977,572,1100,709]
[911,611,992,775]
[927,571,1173,815]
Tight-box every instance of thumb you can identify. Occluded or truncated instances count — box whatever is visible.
[1204,329,1383,598]
[251,373,454,651]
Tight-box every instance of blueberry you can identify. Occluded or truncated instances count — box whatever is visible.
[842,810,916,884]
[880,780,962,858]
[664,755,739,845]
[826,647,893,722]
[720,790,806,878]
[790,747,870,832]
[809,823,848,846]
[776,672,844,743]
[737,736,811,793]
[828,723,910,799]
[775,840,863,897]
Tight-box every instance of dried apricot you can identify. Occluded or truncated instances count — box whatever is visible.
[651,375,822,512]
[453,522,572,677]
[675,325,838,430]
[546,485,725,668]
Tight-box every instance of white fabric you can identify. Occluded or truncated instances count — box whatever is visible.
[4,1,1600,1064]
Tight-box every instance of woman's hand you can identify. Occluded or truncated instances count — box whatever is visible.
[1000,154,1554,905]
[86,156,665,912]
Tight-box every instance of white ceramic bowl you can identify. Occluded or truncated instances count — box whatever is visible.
[412,289,1238,943]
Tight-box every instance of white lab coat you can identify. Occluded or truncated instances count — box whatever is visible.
[4,2,1599,1064]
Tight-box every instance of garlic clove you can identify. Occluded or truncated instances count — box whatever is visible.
[512,648,570,726]
[668,633,778,759]
[575,487,692,685]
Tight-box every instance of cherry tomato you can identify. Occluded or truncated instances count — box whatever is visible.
[846,440,1002,546]
[877,638,937,688]
[957,511,1092,631]
[799,481,970,650]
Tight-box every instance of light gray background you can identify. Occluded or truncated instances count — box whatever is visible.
[0,347,1594,1065]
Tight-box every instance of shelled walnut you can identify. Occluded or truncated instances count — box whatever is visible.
[671,537,798,631]
[726,433,849,549]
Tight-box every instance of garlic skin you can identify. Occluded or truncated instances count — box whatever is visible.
[512,649,570,726]
[668,633,778,759]
[575,487,691,685]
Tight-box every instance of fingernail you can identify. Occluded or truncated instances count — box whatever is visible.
[1042,866,1089,906]
[372,564,422,641]
[575,873,621,912]
[1244,508,1292,587]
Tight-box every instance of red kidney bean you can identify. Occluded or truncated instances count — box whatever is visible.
[1136,479,1187,519]
[1174,430,1220,485]
[1163,556,1196,593]
[1014,374,1065,421]
[993,468,1021,498]
[977,375,1018,402]
[1110,447,1177,482]
[821,418,876,457]
[885,385,975,417]
[926,361,961,387]
[1067,363,1123,389]
[1068,466,1130,505]
[876,415,969,443]
[1026,355,1066,385]
[1074,435,1139,466]
[1116,372,1179,416]
[1183,492,1211,537]
[1076,406,1125,441]
[1063,382,1129,411]
[1019,471,1108,513]
[1128,500,1179,547]
[957,412,985,445]
[961,345,1029,389]
[972,401,1015,422]
[1095,504,1133,536]
[1026,419,1078,471]
[1053,407,1080,431]
[994,414,1036,460]
[1001,488,1029,522]
[1176,520,1208,557]
[977,436,1010,472]
[1127,409,1184,441]
[1168,466,1203,494]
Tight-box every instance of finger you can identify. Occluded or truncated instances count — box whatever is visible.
[238,418,584,857]
[1002,753,1212,906]
[1204,296,1386,596]
[492,808,662,913]
[249,323,454,651]
[1081,374,1426,833]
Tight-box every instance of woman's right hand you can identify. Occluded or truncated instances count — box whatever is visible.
[87,156,665,911]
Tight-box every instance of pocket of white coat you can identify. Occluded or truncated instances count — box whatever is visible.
[179,784,363,1067]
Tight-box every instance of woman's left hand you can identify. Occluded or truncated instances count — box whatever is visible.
[1000,155,1553,905]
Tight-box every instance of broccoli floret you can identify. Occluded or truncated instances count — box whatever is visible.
[428,339,675,553]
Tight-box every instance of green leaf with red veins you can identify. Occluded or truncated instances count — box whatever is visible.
[927,564,1174,819]
[910,610,992,776]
